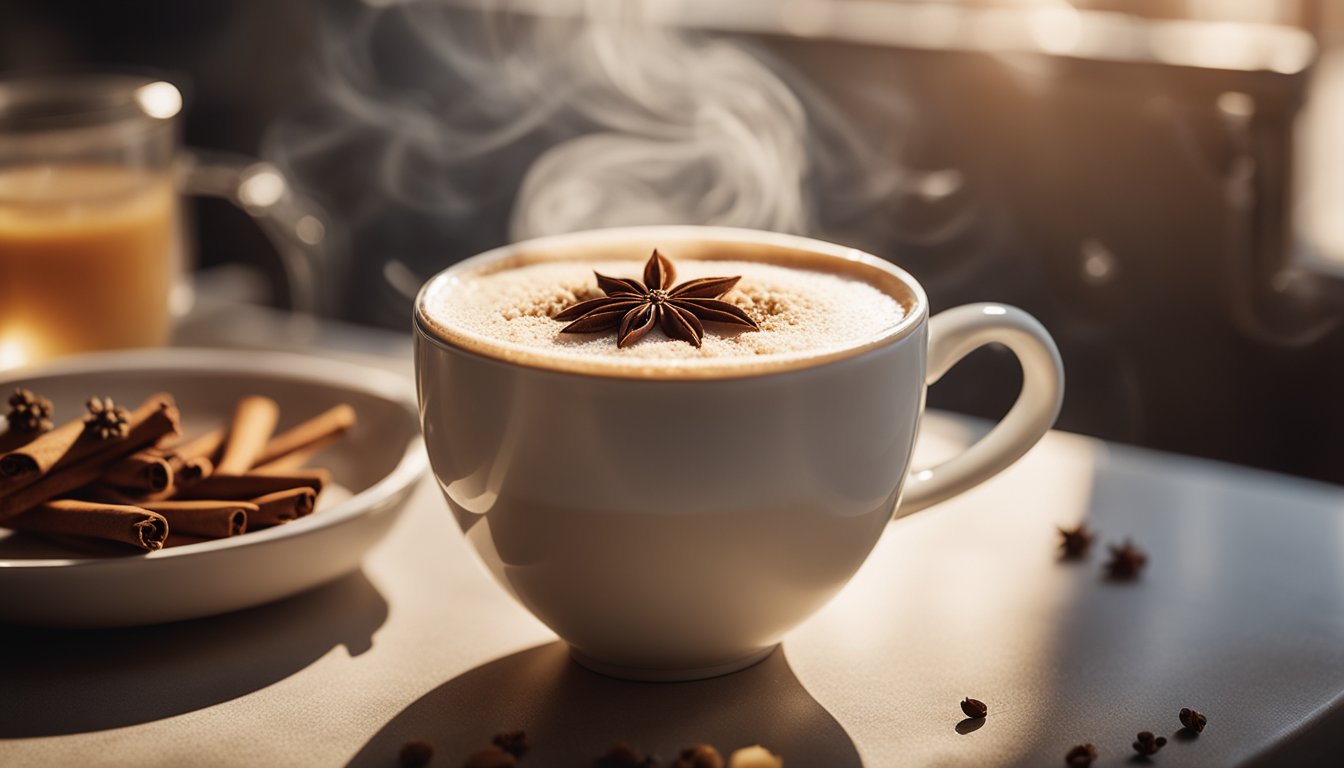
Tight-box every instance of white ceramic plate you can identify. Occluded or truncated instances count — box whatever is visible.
[0,348,427,627]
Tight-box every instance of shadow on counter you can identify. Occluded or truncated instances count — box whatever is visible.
[0,569,387,738]
[347,641,861,767]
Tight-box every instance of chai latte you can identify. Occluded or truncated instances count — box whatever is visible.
[419,238,917,377]
[0,165,178,367]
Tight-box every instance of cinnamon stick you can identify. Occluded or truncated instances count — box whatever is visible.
[164,427,225,464]
[251,404,356,469]
[0,460,113,521]
[102,452,175,493]
[172,469,327,501]
[135,500,252,538]
[251,446,321,474]
[0,424,48,454]
[0,394,178,495]
[0,397,181,521]
[167,454,214,486]
[215,396,279,475]
[0,416,86,481]
[249,487,316,527]
[2,499,168,551]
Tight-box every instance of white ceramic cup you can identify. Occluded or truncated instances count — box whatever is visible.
[414,226,1064,681]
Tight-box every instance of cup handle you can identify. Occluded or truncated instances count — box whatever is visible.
[176,149,330,315]
[896,303,1065,517]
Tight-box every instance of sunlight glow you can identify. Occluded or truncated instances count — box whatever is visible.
[0,336,30,371]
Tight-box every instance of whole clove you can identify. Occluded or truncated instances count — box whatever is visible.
[84,397,130,440]
[5,388,54,434]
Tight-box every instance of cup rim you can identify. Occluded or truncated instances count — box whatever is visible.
[414,225,929,381]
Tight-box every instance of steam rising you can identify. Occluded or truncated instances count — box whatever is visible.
[508,6,810,237]
[266,0,955,307]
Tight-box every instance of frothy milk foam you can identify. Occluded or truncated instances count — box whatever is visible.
[420,238,915,376]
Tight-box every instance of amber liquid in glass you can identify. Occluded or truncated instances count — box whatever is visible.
[0,165,178,368]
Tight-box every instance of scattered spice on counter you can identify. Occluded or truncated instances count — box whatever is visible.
[1058,523,1096,559]
[1104,539,1148,580]
[1064,743,1098,766]
[960,697,988,719]
[1179,707,1208,734]
[1132,731,1167,757]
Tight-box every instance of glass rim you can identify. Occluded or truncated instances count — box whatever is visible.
[0,73,182,134]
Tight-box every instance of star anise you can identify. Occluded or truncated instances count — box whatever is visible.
[5,387,54,433]
[554,249,759,348]
[1104,539,1148,581]
[84,396,130,440]
[1058,522,1095,559]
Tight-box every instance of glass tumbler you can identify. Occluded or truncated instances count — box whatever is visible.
[0,74,325,370]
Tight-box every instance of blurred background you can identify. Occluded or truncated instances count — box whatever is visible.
[3,0,1343,484]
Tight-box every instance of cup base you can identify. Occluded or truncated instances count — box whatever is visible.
[569,644,779,682]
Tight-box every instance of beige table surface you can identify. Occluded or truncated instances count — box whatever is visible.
[4,322,1344,767]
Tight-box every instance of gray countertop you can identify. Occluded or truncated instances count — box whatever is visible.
[3,311,1343,767]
